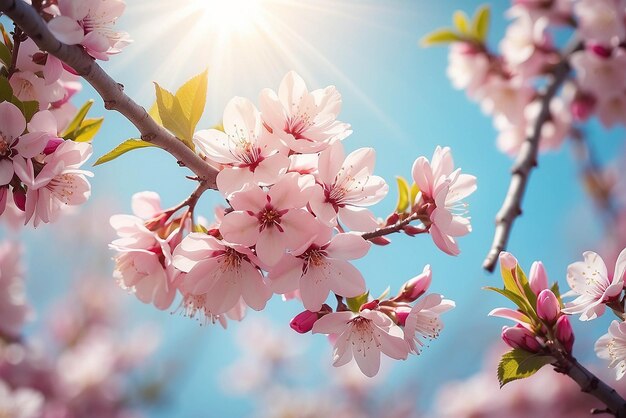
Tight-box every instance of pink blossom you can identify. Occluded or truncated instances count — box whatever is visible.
[480,76,534,127]
[23,141,93,226]
[396,264,432,302]
[562,249,626,320]
[109,192,179,310]
[194,97,290,196]
[446,43,490,99]
[403,293,455,354]
[574,0,626,45]
[0,379,43,418]
[269,226,369,311]
[536,289,560,324]
[0,103,51,187]
[173,233,272,315]
[596,320,626,380]
[411,146,477,255]
[0,242,31,339]
[571,48,626,100]
[259,71,351,153]
[309,142,387,232]
[47,0,131,60]
[312,310,409,377]
[219,172,319,266]
[9,71,64,109]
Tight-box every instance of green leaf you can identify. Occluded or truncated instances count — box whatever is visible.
[94,139,155,166]
[62,100,94,138]
[377,286,391,301]
[453,10,470,33]
[420,29,463,47]
[0,41,11,68]
[154,82,194,149]
[497,349,553,387]
[472,5,490,41]
[395,176,410,213]
[74,118,104,142]
[0,76,12,102]
[346,292,369,313]
[410,183,420,207]
[550,282,563,307]
[175,69,208,139]
[484,286,537,321]
[193,224,208,233]
[148,102,162,126]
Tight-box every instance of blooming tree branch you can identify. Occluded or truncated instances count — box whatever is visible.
[0,0,219,188]
[482,39,583,272]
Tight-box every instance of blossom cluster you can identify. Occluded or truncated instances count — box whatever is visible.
[0,241,161,418]
[110,72,476,376]
[441,0,626,156]
[490,252,574,356]
[0,0,130,226]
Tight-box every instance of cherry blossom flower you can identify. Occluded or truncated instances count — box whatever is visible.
[402,293,455,354]
[109,192,179,310]
[219,172,319,266]
[411,146,477,255]
[574,0,626,45]
[312,309,409,377]
[23,141,93,226]
[570,49,626,100]
[0,379,43,418]
[446,43,490,99]
[9,71,64,109]
[596,320,626,380]
[173,233,272,315]
[269,226,369,311]
[480,76,534,127]
[0,103,51,187]
[309,142,388,232]
[194,97,289,196]
[0,242,31,339]
[259,71,351,153]
[562,249,626,320]
[47,0,131,60]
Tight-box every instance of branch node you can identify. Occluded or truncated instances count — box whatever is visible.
[141,133,157,142]
[103,100,116,110]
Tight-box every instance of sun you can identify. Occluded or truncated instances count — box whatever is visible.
[191,0,265,36]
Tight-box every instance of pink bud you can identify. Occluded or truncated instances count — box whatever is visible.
[529,261,548,295]
[499,252,518,270]
[589,43,612,59]
[290,310,319,334]
[501,325,541,353]
[555,316,574,353]
[370,236,391,246]
[385,212,400,226]
[12,189,26,212]
[537,289,560,324]
[395,306,411,326]
[403,225,424,236]
[570,94,596,122]
[397,265,432,302]
[360,299,380,311]
[43,138,64,155]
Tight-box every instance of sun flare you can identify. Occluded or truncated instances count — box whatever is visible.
[191,0,265,35]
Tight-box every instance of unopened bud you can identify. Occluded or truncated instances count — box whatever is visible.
[360,299,379,311]
[397,265,432,302]
[529,261,548,295]
[570,93,596,122]
[502,325,541,353]
[394,306,411,326]
[12,189,26,212]
[589,43,612,59]
[290,310,320,334]
[537,289,560,324]
[555,316,574,353]
[370,236,391,246]
[499,252,518,271]
[43,138,64,155]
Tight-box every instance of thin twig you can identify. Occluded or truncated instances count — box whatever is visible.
[482,39,583,272]
[0,0,218,189]
[361,213,428,241]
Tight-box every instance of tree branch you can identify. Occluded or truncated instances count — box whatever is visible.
[361,213,428,241]
[551,349,626,418]
[0,0,218,189]
[482,39,583,272]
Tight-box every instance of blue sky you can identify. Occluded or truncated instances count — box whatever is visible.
[8,0,626,416]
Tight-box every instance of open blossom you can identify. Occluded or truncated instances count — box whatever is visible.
[219,172,319,266]
[570,49,626,100]
[48,0,131,60]
[309,142,387,232]
[446,43,490,99]
[480,76,534,127]
[412,146,477,255]
[596,320,626,380]
[0,103,51,188]
[0,243,31,339]
[312,310,409,377]
[402,293,455,354]
[574,0,626,45]
[9,71,65,109]
[194,97,290,196]
[23,141,93,227]
[269,226,369,311]
[109,192,179,310]
[173,233,272,315]
[562,249,626,320]
[259,71,351,153]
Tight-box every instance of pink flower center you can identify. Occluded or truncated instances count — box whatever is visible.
[0,136,10,157]
[285,114,312,141]
[256,203,287,232]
